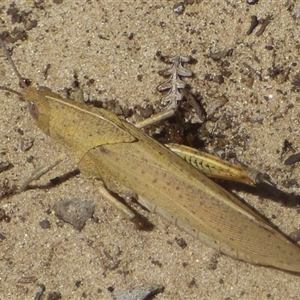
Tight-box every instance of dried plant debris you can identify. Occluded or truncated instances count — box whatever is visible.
[33,284,46,300]
[247,15,259,35]
[205,95,229,120]
[208,48,233,61]
[0,178,16,199]
[157,54,193,109]
[267,65,290,83]
[291,72,300,92]
[243,62,262,81]
[245,14,272,36]
[284,152,300,165]
[0,208,10,223]
[112,284,164,300]
[173,2,185,14]
[281,139,294,158]
[1,2,39,43]
[17,276,38,284]
[256,15,272,36]
[53,198,95,230]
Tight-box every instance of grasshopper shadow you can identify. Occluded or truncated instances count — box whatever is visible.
[219,179,300,208]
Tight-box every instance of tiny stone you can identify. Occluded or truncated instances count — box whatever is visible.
[39,219,51,229]
[21,137,34,152]
[175,237,187,249]
[136,104,154,118]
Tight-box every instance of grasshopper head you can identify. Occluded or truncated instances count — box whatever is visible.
[24,86,51,135]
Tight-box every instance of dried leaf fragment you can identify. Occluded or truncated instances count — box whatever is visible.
[284,152,300,165]
[157,54,193,109]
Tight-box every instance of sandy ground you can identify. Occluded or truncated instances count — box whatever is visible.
[1,0,300,299]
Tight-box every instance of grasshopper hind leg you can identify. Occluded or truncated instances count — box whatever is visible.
[97,181,136,221]
[96,181,154,230]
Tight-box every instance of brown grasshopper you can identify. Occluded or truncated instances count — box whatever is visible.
[1,39,300,273]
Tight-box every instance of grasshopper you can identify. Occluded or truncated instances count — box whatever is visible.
[2,40,300,273]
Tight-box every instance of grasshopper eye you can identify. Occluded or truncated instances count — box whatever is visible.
[28,101,39,120]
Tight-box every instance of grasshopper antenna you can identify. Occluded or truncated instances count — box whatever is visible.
[0,38,27,89]
[0,85,23,96]
[0,38,26,96]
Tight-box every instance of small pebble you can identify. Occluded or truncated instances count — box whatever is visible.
[54,198,94,230]
[39,219,51,229]
[112,284,164,300]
